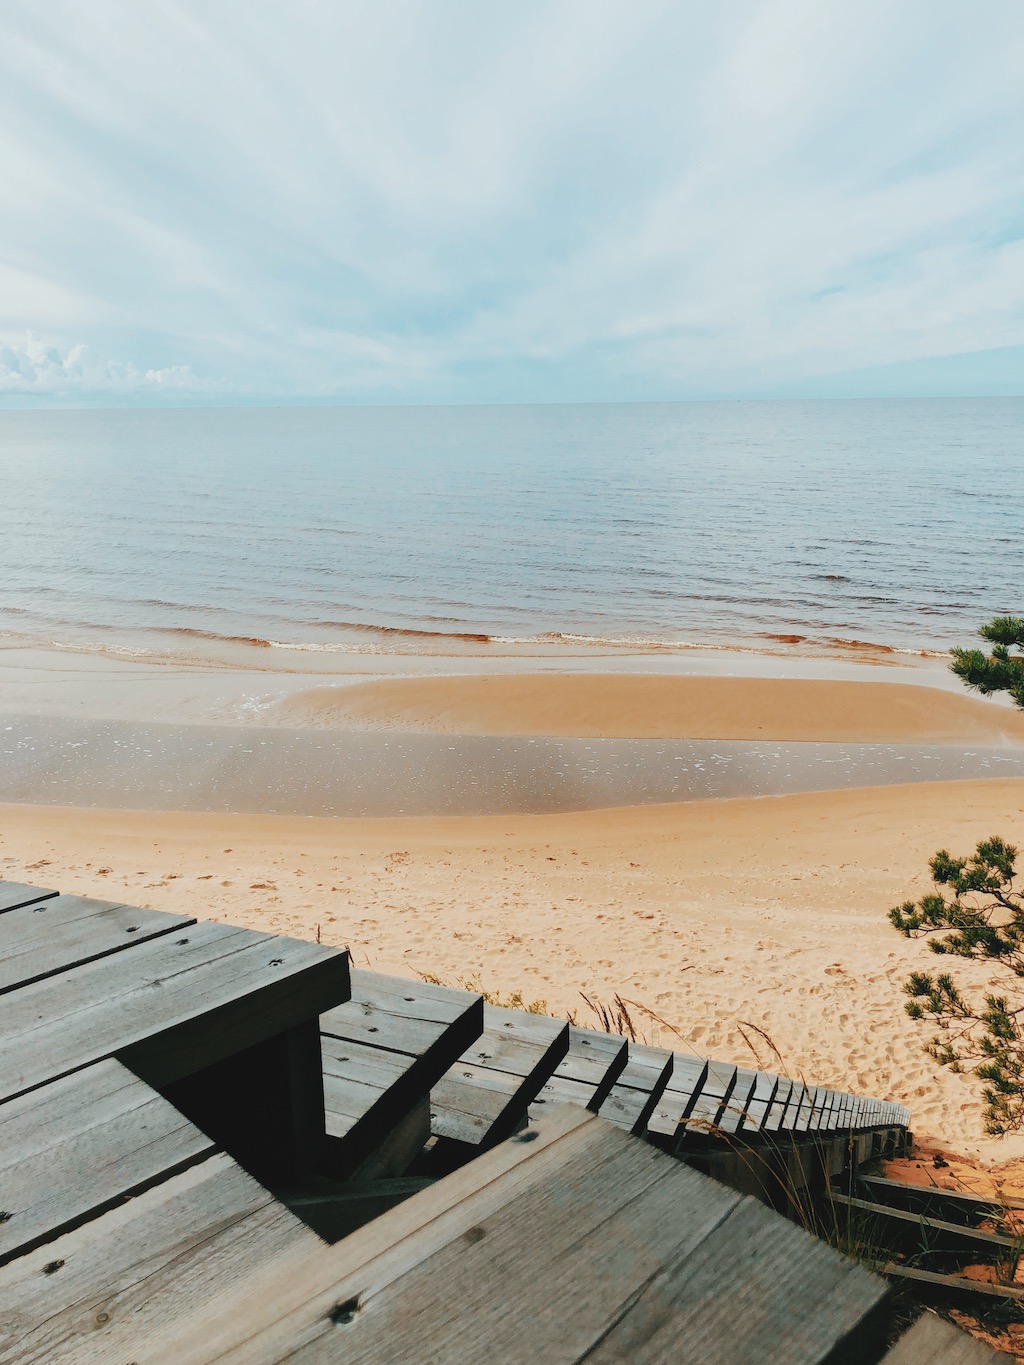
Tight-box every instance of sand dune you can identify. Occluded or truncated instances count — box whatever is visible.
[271,672,1024,743]
[5,774,1024,1163]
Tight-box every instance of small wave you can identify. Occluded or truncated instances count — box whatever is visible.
[159,627,273,648]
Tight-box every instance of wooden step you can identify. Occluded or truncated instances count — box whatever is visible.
[733,1068,781,1135]
[596,1042,673,1135]
[881,1310,1008,1362]
[528,1026,628,1117]
[430,1006,569,1150]
[318,972,482,1176]
[149,1105,892,1365]
[682,1059,738,1136]
[647,1053,709,1149]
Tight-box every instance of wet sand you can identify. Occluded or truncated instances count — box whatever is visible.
[4,776,1024,1161]
[3,712,1024,815]
[271,673,1024,743]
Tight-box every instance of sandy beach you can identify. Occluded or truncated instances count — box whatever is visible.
[4,658,1024,1166]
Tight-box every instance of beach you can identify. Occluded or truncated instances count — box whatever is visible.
[4,652,1024,1165]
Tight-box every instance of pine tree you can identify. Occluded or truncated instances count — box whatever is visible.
[891,616,1024,1135]
[950,615,1024,708]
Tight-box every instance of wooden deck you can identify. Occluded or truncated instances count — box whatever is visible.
[0,878,989,1362]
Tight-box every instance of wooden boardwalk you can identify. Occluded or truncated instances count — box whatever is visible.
[0,879,994,1362]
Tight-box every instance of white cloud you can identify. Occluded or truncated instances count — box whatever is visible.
[0,1,1020,400]
[0,334,213,394]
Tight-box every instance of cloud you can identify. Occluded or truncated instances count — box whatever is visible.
[0,1,1020,402]
[0,334,213,396]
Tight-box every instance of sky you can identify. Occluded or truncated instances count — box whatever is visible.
[0,1,1022,406]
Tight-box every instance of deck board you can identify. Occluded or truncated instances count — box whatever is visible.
[0,920,349,1100]
[430,1005,569,1148]
[145,1106,891,1365]
[321,971,482,1061]
[0,1058,214,1266]
[596,1043,673,1135]
[0,1153,321,1364]
[0,895,194,994]
[0,882,58,914]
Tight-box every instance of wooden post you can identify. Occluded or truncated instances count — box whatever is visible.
[161,1018,326,1187]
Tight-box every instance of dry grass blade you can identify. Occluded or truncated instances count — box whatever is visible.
[737,1019,790,1076]
[578,991,647,1043]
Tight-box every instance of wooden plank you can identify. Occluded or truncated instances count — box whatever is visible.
[0,1152,322,1364]
[430,1006,569,1149]
[597,1044,673,1136]
[882,1311,1009,1362]
[321,971,482,1065]
[529,1072,601,1116]
[0,1057,214,1266]
[550,1026,627,1099]
[321,1036,430,1174]
[0,882,57,914]
[584,1189,889,1363]
[429,1062,526,1145]
[684,1059,738,1134]
[736,1069,780,1133]
[857,1175,1013,1227]
[137,1104,601,1362]
[841,1196,1019,1261]
[0,895,194,994]
[716,1067,758,1135]
[763,1076,794,1131]
[527,1022,630,1119]
[460,1005,568,1076]
[647,1054,709,1143]
[150,1106,891,1365]
[0,919,349,1101]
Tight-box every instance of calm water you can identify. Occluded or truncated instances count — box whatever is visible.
[0,399,1020,661]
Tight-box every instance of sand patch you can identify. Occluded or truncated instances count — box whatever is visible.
[4,775,1024,1162]
[271,673,1024,743]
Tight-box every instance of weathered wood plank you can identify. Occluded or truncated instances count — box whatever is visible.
[881,1311,1008,1362]
[321,971,482,1065]
[0,919,349,1101]
[320,1036,434,1175]
[597,1044,673,1136]
[0,1058,213,1266]
[529,1072,600,1116]
[457,1005,568,1079]
[550,1026,627,1098]
[0,882,58,914]
[430,1062,525,1145]
[149,1106,890,1365]
[684,1059,738,1134]
[0,895,194,994]
[584,1190,889,1363]
[0,1152,321,1364]
[647,1054,709,1144]
[717,1068,758,1135]
[430,1006,569,1149]
[133,1104,600,1363]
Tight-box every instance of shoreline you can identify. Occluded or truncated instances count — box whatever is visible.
[4,776,1024,1162]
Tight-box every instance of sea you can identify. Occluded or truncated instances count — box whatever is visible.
[0,398,1021,665]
